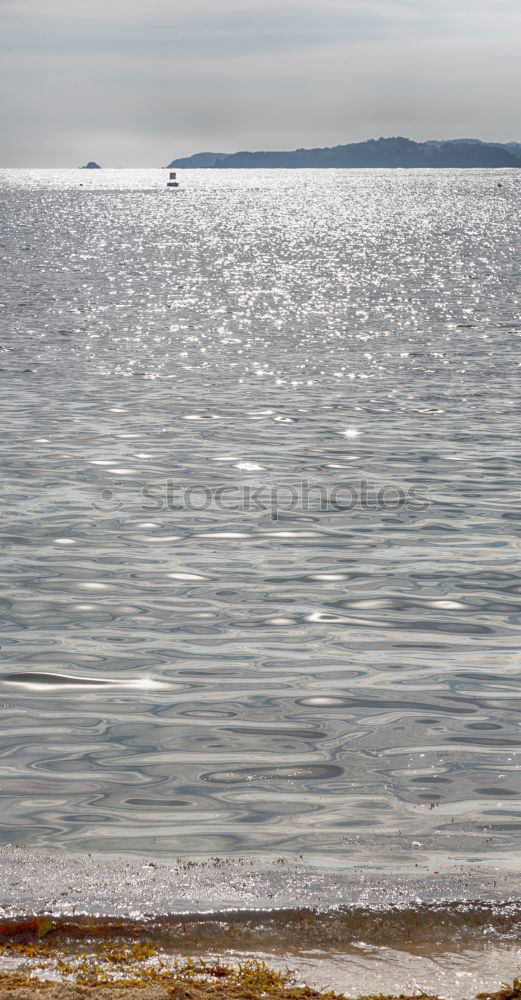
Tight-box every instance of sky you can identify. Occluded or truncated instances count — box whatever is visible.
[0,0,519,166]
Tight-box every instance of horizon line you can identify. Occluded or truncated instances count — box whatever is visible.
[1,134,521,170]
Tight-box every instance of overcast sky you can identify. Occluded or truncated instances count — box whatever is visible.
[0,0,519,166]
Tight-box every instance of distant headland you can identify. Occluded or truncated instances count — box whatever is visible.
[168,137,521,170]
[167,152,229,168]
[81,161,101,169]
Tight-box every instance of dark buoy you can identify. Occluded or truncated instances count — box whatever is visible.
[167,171,180,190]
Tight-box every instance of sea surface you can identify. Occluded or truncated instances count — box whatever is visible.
[1,166,521,872]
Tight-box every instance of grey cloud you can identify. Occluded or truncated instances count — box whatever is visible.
[0,0,519,165]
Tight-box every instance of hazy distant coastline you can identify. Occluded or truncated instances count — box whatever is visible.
[168,136,521,169]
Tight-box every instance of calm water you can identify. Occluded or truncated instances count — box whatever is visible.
[1,167,520,865]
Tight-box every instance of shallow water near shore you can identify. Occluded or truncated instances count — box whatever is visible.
[0,167,521,873]
[2,849,521,997]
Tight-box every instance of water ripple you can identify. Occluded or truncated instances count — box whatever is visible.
[0,167,520,861]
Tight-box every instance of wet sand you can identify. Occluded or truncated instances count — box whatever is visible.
[0,978,440,999]
[0,967,519,999]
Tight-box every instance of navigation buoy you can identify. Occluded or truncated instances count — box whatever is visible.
[167,171,180,190]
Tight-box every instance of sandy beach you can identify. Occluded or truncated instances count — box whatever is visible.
[0,961,519,999]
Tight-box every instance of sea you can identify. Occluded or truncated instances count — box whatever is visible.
[0,166,520,997]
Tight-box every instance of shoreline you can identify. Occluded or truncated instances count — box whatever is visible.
[2,847,521,998]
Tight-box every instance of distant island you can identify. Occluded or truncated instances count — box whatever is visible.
[168,136,521,169]
[81,161,101,169]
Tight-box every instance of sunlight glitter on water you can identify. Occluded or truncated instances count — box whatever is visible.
[0,167,520,865]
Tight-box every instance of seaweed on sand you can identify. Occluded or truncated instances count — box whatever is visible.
[0,945,438,998]
[1,932,521,999]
